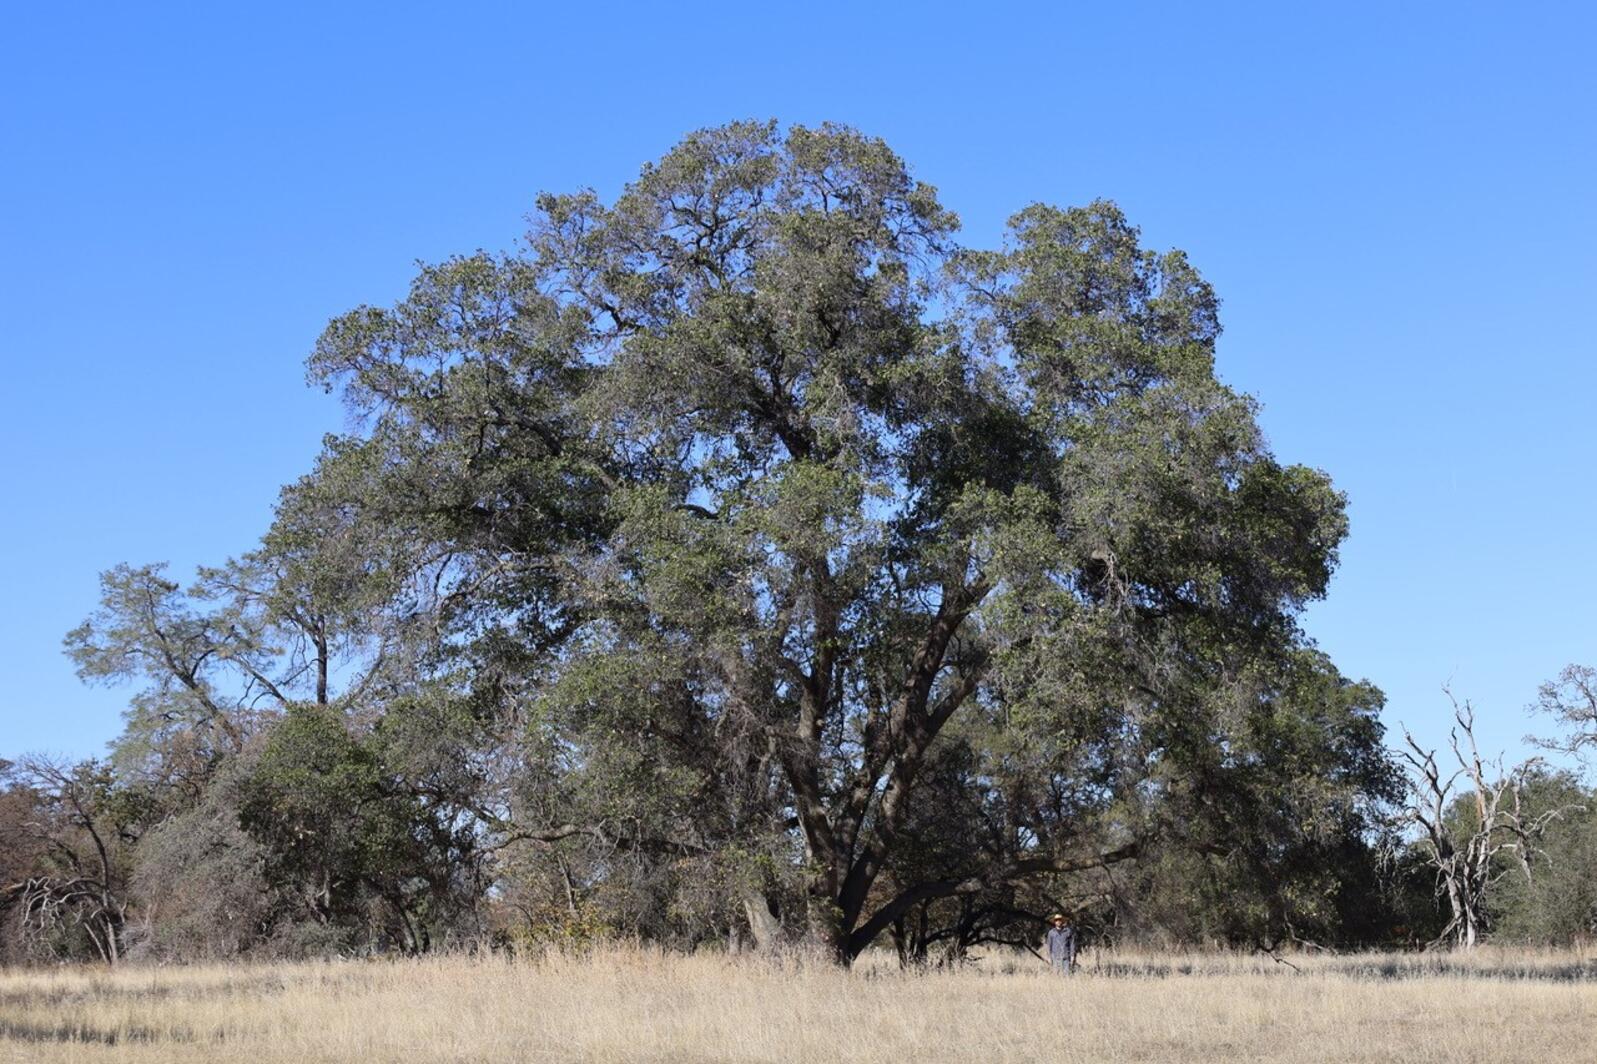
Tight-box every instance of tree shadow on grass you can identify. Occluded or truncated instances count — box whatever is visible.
[1088,958,1597,982]
[0,1018,195,1045]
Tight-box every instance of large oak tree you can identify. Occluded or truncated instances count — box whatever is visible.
[291,120,1360,960]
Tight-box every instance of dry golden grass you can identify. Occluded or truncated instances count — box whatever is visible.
[3,945,1597,1063]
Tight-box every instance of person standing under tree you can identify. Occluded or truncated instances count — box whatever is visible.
[1046,913,1076,974]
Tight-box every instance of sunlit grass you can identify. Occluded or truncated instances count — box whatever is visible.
[3,944,1595,1062]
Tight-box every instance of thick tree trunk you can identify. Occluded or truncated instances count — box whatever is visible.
[806,894,850,961]
[777,581,992,965]
[742,890,782,953]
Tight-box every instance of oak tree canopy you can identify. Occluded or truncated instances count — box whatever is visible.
[25,121,1399,963]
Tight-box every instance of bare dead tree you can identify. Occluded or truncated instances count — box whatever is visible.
[1398,691,1579,949]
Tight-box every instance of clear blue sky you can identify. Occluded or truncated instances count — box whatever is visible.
[2,3,1593,765]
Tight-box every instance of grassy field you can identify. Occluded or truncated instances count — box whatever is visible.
[3,946,1596,1063]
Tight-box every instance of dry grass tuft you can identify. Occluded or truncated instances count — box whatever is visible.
[3,945,1596,1062]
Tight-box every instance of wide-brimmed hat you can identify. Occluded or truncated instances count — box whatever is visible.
[1049,913,1066,921]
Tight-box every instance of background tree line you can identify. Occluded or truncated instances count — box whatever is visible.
[3,122,1591,965]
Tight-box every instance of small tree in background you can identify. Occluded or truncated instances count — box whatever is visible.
[0,757,151,965]
[1534,665,1597,758]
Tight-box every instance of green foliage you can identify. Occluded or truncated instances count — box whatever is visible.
[1481,772,1597,944]
[17,120,1453,963]
[236,704,474,953]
